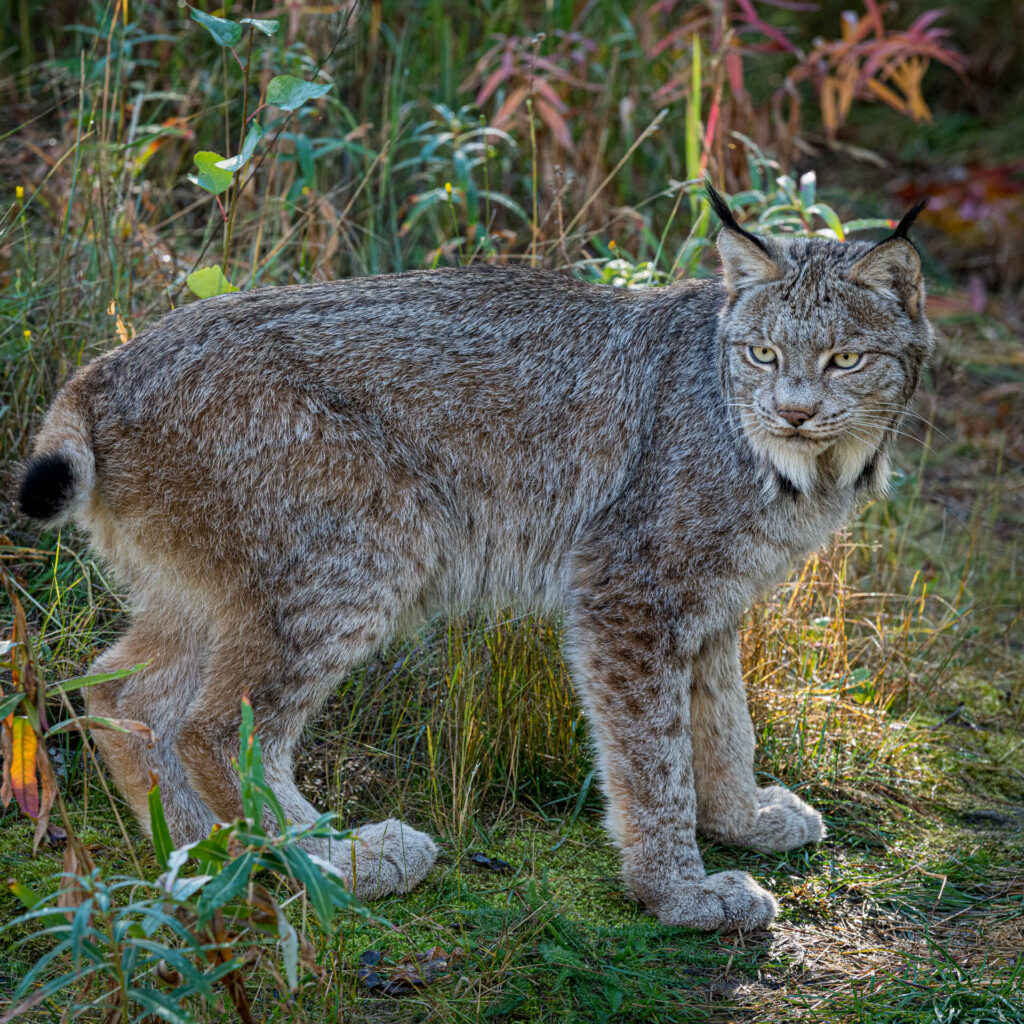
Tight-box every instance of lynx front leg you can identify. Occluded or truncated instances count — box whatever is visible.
[566,601,777,932]
[691,630,824,852]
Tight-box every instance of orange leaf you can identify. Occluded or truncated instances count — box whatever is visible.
[492,84,530,129]
[820,77,838,139]
[535,98,573,150]
[864,76,910,116]
[10,717,40,819]
[836,65,858,123]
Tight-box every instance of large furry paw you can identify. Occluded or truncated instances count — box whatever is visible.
[746,785,825,852]
[648,870,777,932]
[327,818,438,900]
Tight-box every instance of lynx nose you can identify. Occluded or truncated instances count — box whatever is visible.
[776,404,817,427]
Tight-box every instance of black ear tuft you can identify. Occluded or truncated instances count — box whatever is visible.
[17,454,76,521]
[888,198,927,242]
[704,180,774,259]
[704,181,740,232]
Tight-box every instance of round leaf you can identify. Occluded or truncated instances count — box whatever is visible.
[186,265,238,299]
[188,6,242,47]
[266,74,333,112]
[188,151,233,196]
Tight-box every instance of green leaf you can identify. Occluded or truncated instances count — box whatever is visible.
[841,217,895,234]
[194,828,232,874]
[148,781,175,869]
[130,987,203,1024]
[266,74,332,112]
[478,189,530,223]
[240,16,278,35]
[188,151,233,196]
[188,6,242,47]
[279,845,336,928]
[48,663,147,696]
[8,879,43,910]
[806,202,844,241]
[217,122,263,173]
[197,852,255,921]
[0,690,24,721]
[186,265,238,299]
[274,902,299,991]
[799,170,816,208]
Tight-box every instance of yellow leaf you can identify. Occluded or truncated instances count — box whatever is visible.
[889,57,932,122]
[864,77,910,116]
[10,717,40,819]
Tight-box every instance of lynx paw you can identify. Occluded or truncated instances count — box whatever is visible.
[328,818,438,900]
[651,870,777,932]
[747,786,825,852]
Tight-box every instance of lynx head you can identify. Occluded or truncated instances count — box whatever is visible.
[707,184,933,497]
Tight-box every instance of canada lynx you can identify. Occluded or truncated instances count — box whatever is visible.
[18,187,931,931]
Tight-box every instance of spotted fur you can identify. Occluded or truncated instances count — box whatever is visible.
[17,202,932,927]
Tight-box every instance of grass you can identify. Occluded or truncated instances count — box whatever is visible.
[2,2,1024,1021]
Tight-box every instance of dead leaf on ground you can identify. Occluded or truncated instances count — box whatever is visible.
[467,851,512,873]
[357,946,465,997]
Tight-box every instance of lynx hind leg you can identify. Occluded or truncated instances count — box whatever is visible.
[176,602,438,900]
[691,631,824,853]
[566,597,776,932]
[86,614,217,844]
[748,786,825,853]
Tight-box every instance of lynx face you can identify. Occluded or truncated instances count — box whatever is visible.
[715,233,932,494]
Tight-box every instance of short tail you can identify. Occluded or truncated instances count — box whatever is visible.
[17,454,79,521]
[17,375,98,526]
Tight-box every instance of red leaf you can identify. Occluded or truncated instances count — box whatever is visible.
[535,98,573,150]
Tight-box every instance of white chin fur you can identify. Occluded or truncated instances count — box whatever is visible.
[831,434,878,489]
[758,435,819,494]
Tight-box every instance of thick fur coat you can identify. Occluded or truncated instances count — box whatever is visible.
[18,194,932,930]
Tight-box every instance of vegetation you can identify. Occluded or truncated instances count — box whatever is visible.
[1,1,1022,1021]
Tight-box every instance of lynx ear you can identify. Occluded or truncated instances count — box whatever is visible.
[706,183,781,296]
[848,200,927,318]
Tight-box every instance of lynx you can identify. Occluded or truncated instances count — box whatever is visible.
[17,187,931,931]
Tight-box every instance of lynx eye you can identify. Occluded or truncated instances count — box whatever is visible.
[748,346,777,365]
[830,351,862,369]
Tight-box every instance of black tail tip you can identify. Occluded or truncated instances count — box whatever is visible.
[17,454,76,521]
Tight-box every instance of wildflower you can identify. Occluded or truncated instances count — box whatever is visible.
[16,186,24,201]
[23,328,31,341]
[445,182,453,199]
[609,239,616,250]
